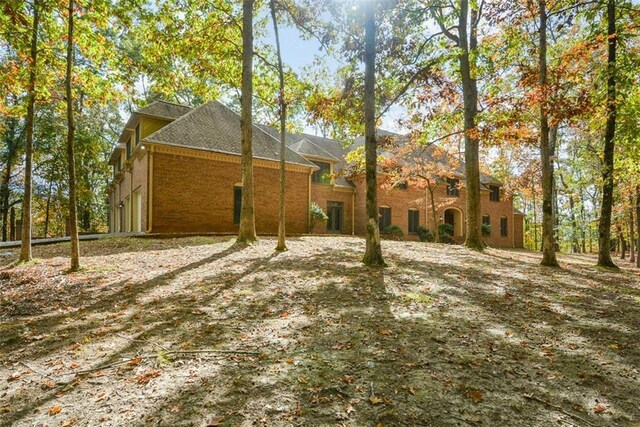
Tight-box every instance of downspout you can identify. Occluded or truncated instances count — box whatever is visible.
[352,188,355,235]
[146,145,154,233]
[129,164,133,232]
[308,170,312,232]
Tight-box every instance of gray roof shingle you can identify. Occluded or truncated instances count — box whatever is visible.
[143,101,317,169]
[289,138,341,162]
[137,100,193,120]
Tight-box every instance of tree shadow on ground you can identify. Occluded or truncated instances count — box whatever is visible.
[1,238,639,426]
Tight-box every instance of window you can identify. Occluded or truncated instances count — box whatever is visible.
[408,209,419,233]
[379,207,391,231]
[482,215,491,236]
[490,185,500,202]
[446,178,459,197]
[312,161,331,184]
[395,181,408,190]
[233,187,242,224]
[500,217,508,236]
[126,138,132,158]
[135,123,141,146]
[327,201,343,233]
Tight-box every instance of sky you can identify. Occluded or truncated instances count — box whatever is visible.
[262,22,407,136]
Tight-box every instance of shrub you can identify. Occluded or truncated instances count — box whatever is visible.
[439,223,454,243]
[417,226,434,242]
[382,224,404,240]
[309,202,328,232]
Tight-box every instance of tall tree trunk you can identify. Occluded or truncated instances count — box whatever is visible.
[539,0,559,266]
[550,126,560,251]
[43,181,52,238]
[532,181,538,251]
[560,174,579,253]
[636,186,640,267]
[1,117,17,242]
[66,0,80,270]
[459,0,483,250]
[270,0,287,252]
[617,224,626,259]
[426,180,440,243]
[597,0,618,268]
[237,0,257,244]
[362,0,384,266]
[20,0,40,262]
[579,187,587,253]
[628,196,635,263]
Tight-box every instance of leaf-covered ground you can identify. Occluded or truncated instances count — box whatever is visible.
[1,236,639,426]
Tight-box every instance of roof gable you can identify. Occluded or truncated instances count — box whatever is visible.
[143,101,316,168]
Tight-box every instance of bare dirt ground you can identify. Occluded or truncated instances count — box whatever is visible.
[0,236,639,427]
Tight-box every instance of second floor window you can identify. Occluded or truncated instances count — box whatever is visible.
[312,161,331,184]
[490,185,500,202]
[135,123,141,146]
[446,178,459,197]
[395,181,408,190]
[126,138,132,158]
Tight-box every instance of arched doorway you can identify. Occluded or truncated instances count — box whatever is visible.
[443,207,464,237]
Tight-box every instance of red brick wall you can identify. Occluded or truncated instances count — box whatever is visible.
[513,213,524,248]
[310,184,355,234]
[111,151,148,232]
[353,179,427,237]
[151,150,310,234]
[350,178,520,248]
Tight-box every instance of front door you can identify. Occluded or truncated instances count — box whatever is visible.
[444,209,455,229]
[327,201,343,233]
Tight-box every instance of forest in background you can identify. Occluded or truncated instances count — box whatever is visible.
[1,0,639,263]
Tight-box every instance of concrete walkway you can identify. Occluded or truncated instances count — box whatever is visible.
[0,233,144,250]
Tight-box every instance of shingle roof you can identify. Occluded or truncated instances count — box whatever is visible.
[142,101,317,169]
[137,100,193,120]
[289,138,341,162]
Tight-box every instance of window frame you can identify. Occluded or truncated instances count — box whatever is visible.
[446,178,460,197]
[379,206,392,231]
[489,185,500,202]
[135,123,141,146]
[408,209,419,233]
[311,161,331,184]
[233,186,242,225]
[500,216,508,236]
[482,215,491,236]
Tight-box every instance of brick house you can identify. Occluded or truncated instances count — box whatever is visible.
[108,100,524,248]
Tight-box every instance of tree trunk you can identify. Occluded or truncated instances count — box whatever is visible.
[636,186,640,267]
[237,0,257,244]
[1,117,17,242]
[20,0,40,263]
[617,224,626,259]
[362,0,384,266]
[539,0,559,267]
[458,0,483,250]
[43,181,52,238]
[66,0,80,271]
[597,0,618,268]
[579,187,587,253]
[426,180,440,243]
[560,174,579,253]
[270,0,287,252]
[628,196,635,263]
[550,126,560,251]
[532,181,538,251]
